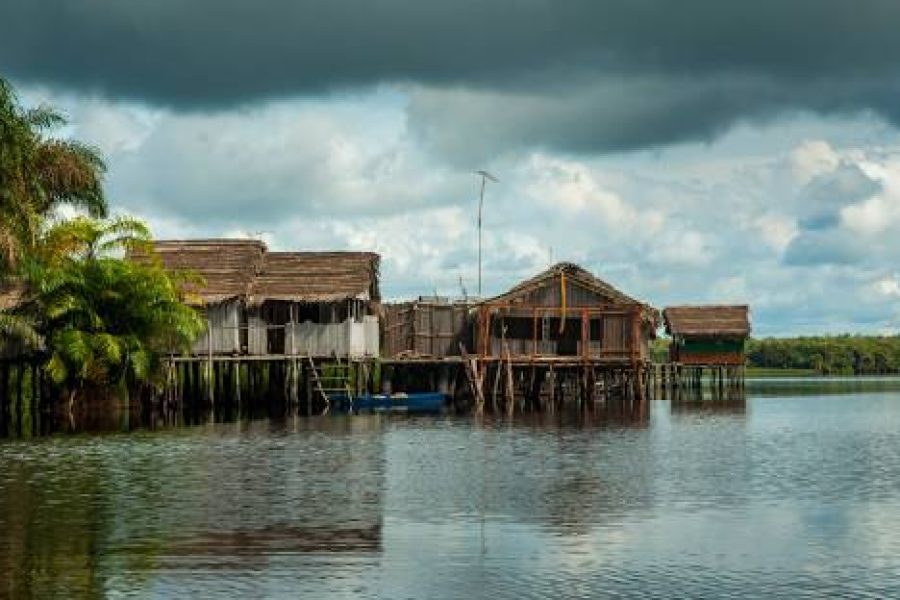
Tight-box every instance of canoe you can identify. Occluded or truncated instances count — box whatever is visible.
[329,392,446,413]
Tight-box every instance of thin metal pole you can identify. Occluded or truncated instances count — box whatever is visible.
[475,170,497,299]
[478,175,486,298]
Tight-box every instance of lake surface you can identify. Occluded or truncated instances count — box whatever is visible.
[4,380,900,598]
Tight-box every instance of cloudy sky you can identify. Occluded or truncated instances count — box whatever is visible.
[4,0,900,335]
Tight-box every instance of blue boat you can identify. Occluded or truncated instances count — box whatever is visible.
[329,392,446,414]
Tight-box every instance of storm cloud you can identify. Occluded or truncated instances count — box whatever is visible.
[6,1,900,155]
[6,2,900,334]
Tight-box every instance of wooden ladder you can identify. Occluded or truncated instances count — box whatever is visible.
[459,343,485,409]
[308,355,353,413]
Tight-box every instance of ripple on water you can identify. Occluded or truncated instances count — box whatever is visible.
[3,391,900,597]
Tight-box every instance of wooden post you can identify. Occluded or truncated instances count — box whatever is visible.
[548,365,556,413]
[505,357,515,415]
[30,361,38,421]
[293,358,300,409]
[581,309,588,360]
[206,319,214,407]
[0,363,7,432]
[235,360,242,410]
[16,363,24,428]
[288,304,295,357]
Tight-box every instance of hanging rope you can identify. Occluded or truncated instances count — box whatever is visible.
[559,270,567,334]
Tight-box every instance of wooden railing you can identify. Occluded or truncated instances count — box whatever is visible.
[477,304,645,362]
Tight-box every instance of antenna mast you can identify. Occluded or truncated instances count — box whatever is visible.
[475,170,498,298]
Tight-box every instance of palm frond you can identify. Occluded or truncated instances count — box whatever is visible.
[0,311,40,348]
[23,105,66,130]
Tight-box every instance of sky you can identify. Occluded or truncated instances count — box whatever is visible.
[3,0,900,336]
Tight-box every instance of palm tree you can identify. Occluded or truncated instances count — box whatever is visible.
[0,77,107,273]
[1,76,110,358]
[25,218,205,406]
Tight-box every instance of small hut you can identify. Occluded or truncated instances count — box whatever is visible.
[146,240,381,358]
[246,251,380,357]
[476,263,658,364]
[663,305,750,366]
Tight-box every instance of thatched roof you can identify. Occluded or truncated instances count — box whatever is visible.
[664,305,750,338]
[146,240,266,306]
[249,252,380,305]
[488,262,644,304]
[140,240,380,306]
[489,262,642,305]
[486,262,658,323]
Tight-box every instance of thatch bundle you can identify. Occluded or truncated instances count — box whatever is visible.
[663,305,750,338]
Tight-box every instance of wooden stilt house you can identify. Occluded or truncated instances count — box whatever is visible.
[476,263,658,364]
[147,240,380,358]
[663,305,750,366]
[246,252,380,358]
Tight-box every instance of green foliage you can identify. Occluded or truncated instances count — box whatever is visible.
[23,218,205,392]
[747,335,900,375]
[0,76,107,273]
[650,337,671,363]
[1,77,201,399]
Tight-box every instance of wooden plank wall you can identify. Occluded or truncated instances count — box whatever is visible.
[195,302,379,357]
[490,309,632,358]
[192,302,241,354]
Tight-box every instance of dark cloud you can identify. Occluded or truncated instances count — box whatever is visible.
[783,229,866,267]
[5,1,900,157]
[797,164,880,230]
[782,162,884,267]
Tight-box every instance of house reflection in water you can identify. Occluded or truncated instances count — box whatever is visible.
[0,416,387,595]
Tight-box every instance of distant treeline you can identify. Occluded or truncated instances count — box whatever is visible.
[652,335,900,375]
[745,336,900,375]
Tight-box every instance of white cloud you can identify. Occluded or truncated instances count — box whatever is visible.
[20,82,900,334]
[648,230,713,268]
[523,153,665,236]
[872,275,900,299]
[789,139,839,183]
[841,157,900,235]
[752,213,798,253]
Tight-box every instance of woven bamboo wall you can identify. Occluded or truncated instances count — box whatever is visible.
[382,302,473,358]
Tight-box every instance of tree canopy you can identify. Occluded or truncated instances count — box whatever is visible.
[0,78,106,272]
[1,76,204,404]
[20,218,204,396]
[746,336,900,376]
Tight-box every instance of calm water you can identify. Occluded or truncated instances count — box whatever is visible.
[4,381,900,598]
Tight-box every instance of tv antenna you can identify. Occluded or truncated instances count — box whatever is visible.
[475,170,499,298]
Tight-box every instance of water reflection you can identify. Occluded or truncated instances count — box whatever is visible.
[1,416,387,597]
[670,392,747,417]
[748,375,900,396]
[3,382,900,597]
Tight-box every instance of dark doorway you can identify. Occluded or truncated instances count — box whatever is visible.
[556,318,581,356]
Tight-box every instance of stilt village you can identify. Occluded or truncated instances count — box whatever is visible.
[1,238,751,417]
